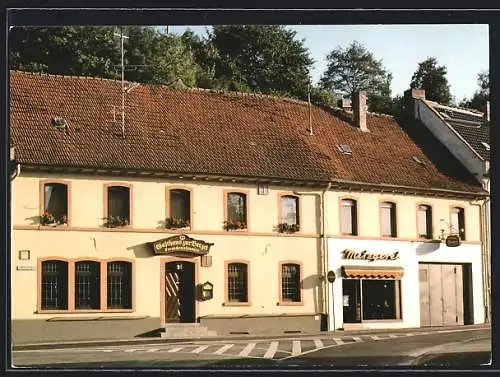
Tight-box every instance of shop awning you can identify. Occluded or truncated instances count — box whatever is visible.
[342,266,404,279]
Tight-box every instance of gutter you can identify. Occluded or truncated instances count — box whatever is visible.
[10,163,20,181]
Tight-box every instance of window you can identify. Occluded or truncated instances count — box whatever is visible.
[41,260,68,310]
[281,195,299,225]
[417,205,433,239]
[75,261,101,310]
[226,192,247,230]
[42,183,68,225]
[341,199,358,235]
[227,263,248,302]
[107,261,132,309]
[451,207,466,240]
[167,189,191,228]
[380,202,397,237]
[342,279,401,322]
[106,186,130,227]
[281,263,301,302]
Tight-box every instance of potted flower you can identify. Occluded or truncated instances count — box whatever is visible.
[104,216,129,228]
[40,210,57,226]
[165,217,190,229]
[223,220,247,231]
[277,222,300,234]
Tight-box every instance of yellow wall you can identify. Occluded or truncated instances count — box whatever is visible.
[11,173,482,321]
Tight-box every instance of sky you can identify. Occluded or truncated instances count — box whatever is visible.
[167,24,489,102]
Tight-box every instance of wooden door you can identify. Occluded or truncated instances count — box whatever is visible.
[165,268,181,323]
[428,264,443,327]
[442,264,458,325]
[419,264,430,327]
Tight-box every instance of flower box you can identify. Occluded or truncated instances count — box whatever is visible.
[104,216,129,228]
[40,211,67,226]
[277,223,300,234]
[223,220,247,231]
[165,217,190,229]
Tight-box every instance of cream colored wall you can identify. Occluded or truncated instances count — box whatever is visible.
[324,191,481,242]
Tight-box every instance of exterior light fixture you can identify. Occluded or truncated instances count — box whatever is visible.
[201,281,213,300]
[19,250,30,260]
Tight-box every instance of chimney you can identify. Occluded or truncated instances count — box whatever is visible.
[352,91,368,132]
[485,100,490,122]
[338,98,352,112]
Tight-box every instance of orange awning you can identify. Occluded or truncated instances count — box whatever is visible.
[342,266,404,279]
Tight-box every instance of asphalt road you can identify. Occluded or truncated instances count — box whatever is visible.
[11,328,491,369]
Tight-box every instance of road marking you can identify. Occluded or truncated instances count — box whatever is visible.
[313,339,324,349]
[191,345,209,354]
[371,335,382,340]
[406,333,415,337]
[263,341,279,359]
[213,344,234,355]
[102,349,114,352]
[125,349,138,352]
[333,338,345,345]
[291,341,301,356]
[388,334,398,338]
[146,348,159,353]
[168,346,184,353]
[239,343,256,357]
[352,337,363,342]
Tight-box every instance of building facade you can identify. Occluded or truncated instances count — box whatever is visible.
[10,71,488,344]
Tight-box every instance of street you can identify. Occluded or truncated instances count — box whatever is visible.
[11,327,491,369]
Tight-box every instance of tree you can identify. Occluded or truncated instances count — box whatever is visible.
[319,41,393,113]
[459,70,489,112]
[208,25,313,99]
[410,57,452,105]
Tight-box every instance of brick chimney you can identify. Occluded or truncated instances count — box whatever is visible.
[352,91,368,132]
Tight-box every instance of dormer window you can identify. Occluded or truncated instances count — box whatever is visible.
[338,144,353,155]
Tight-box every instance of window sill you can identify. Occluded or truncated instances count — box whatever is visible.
[36,309,134,314]
[224,229,249,233]
[360,319,403,323]
[277,301,304,306]
[223,302,252,307]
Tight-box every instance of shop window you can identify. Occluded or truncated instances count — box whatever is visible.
[341,199,358,235]
[417,205,433,239]
[75,261,101,310]
[107,261,132,309]
[342,279,401,322]
[281,263,301,302]
[42,183,68,225]
[380,202,397,237]
[227,263,248,302]
[41,260,68,310]
[167,189,191,228]
[451,207,466,240]
[106,186,130,227]
[225,192,247,230]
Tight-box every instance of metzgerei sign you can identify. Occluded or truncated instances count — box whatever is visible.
[342,249,400,262]
[152,235,214,256]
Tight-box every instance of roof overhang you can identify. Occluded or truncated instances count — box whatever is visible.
[342,265,404,280]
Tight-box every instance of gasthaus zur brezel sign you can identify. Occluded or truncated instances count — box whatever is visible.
[152,234,214,256]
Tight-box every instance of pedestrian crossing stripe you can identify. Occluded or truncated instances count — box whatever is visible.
[313,339,324,349]
[291,341,301,355]
[191,345,209,354]
[239,343,256,357]
[263,341,279,359]
[213,344,234,355]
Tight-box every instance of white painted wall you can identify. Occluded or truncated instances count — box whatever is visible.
[327,238,484,330]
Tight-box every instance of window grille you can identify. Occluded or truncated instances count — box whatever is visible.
[75,261,100,309]
[41,260,68,310]
[227,263,248,302]
[282,264,301,302]
[107,261,132,309]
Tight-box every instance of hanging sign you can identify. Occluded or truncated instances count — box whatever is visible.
[327,270,336,283]
[445,235,461,247]
[152,234,214,256]
[342,249,400,262]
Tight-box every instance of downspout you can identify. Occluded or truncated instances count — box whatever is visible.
[321,182,332,329]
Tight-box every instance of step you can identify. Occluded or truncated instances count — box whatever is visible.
[162,323,217,338]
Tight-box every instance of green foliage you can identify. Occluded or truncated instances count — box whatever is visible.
[410,57,452,105]
[209,25,313,99]
[459,70,489,113]
[319,41,393,114]
[309,86,340,108]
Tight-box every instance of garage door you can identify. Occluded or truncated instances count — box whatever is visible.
[419,263,464,327]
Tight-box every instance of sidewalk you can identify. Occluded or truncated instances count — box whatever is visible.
[12,323,490,351]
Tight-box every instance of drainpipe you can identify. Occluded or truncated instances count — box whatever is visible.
[320,182,332,329]
[470,197,490,323]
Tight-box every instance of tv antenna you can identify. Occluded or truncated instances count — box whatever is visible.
[113,27,129,138]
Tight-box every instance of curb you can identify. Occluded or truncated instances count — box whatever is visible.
[12,324,490,351]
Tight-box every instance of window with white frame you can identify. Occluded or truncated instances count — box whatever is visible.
[380,202,397,237]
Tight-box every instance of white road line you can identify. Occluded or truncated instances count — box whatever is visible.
[191,345,209,354]
[291,341,301,356]
[263,341,279,359]
[371,335,382,340]
[333,338,345,345]
[352,336,363,342]
[213,344,234,355]
[313,339,324,349]
[125,349,138,353]
[102,349,114,352]
[146,348,159,353]
[168,346,185,353]
[388,334,398,338]
[239,343,256,357]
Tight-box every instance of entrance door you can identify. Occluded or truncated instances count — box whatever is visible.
[165,261,195,323]
[419,263,466,327]
[342,279,361,323]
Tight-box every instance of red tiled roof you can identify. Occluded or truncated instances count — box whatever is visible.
[9,71,484,194]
